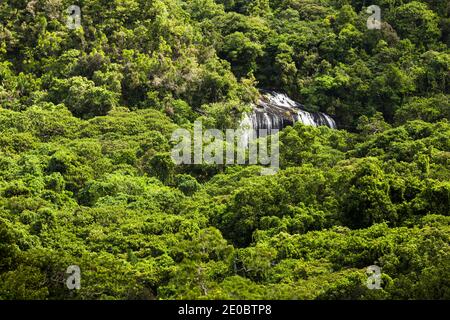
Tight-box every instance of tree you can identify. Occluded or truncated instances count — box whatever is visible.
[391,1,441,46]
[48,77,119,118]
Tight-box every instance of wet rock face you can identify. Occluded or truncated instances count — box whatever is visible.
[243,91,337,131]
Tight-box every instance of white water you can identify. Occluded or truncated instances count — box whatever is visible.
[240,91,337,134]
[295,109,317,127]
[264,92,298,109]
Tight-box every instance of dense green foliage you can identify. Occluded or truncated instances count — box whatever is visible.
[0,0,449,299]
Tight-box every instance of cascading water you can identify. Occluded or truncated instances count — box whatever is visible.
[241,91,337,133]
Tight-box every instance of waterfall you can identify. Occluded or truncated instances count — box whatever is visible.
[241,91,337,133]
